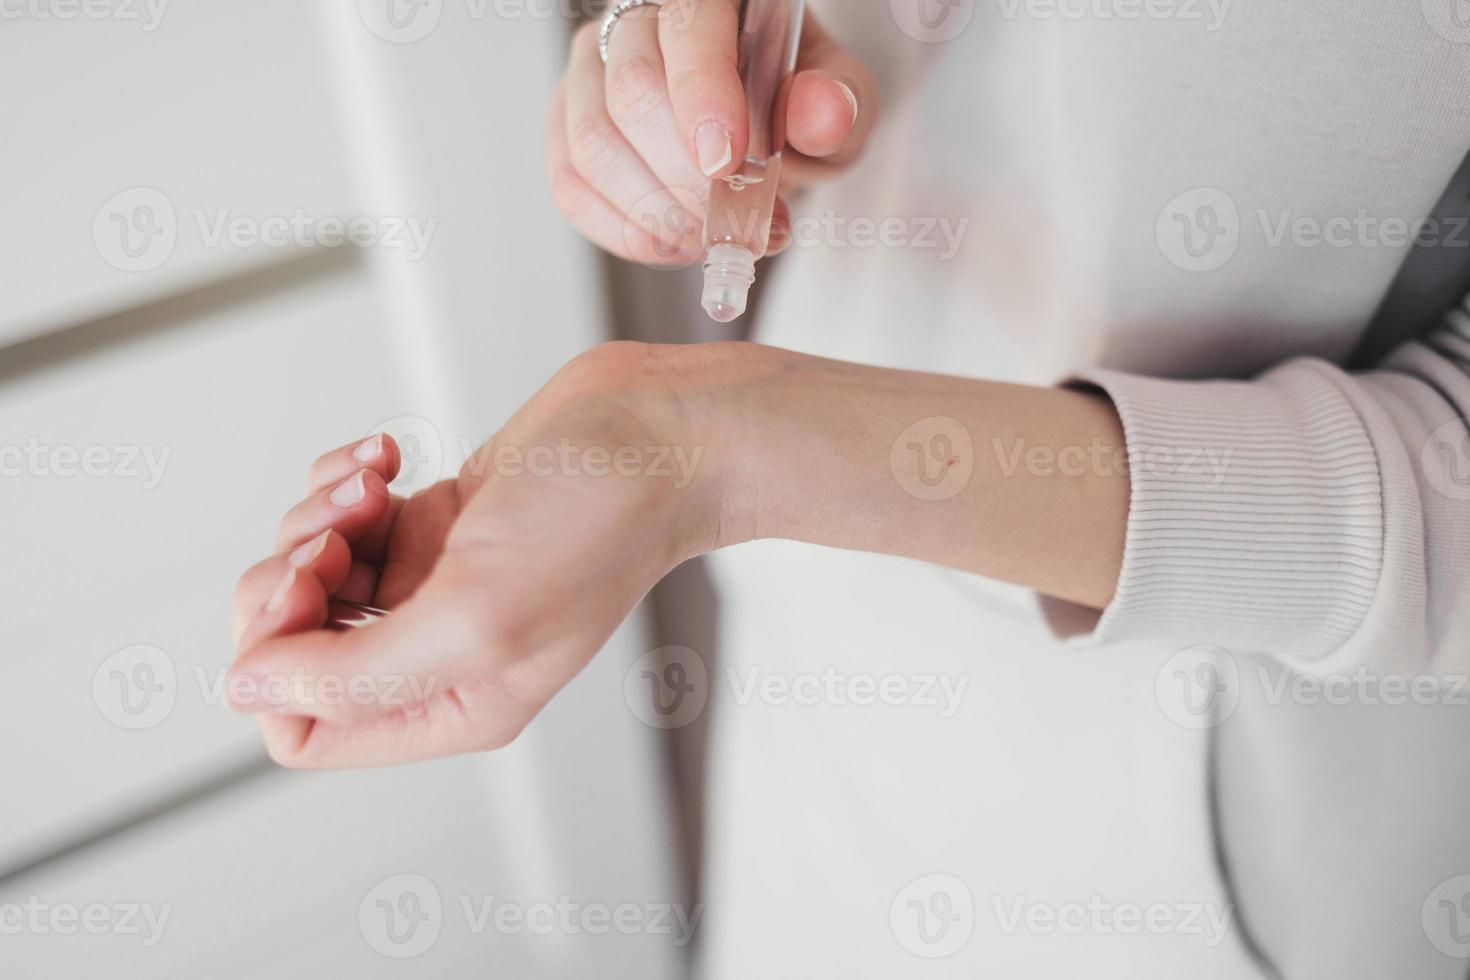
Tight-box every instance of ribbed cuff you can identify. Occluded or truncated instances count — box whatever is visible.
[1071,362,1385,660]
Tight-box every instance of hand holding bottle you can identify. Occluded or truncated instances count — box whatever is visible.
[547,0,878,268]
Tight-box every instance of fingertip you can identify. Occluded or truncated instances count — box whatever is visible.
[237,565,330,656]
[361,467,392,504]
[377,434,403,485]
[767,195,793,256]
[787,71,859,159]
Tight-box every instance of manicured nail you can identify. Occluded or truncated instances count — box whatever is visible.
[833,78,859,126]
[353,433,383,463]
[330,471,367,508]
[695,120,732,177]
[267,568,297,612]
[289,531,330,568]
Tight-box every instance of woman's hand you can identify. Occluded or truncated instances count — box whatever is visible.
[229,342,1128,769]
[547,0,879,266]
[228,342,735,768]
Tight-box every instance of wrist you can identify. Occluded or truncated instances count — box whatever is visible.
[648,340,804,559]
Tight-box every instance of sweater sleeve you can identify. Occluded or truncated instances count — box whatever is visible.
[1072,320,1470,675]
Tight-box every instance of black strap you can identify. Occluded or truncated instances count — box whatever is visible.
[1350,150,1470,369]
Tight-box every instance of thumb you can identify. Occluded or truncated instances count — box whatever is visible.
[783,14,879,172]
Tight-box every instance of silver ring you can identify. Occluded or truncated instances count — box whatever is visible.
[599,0,664,64]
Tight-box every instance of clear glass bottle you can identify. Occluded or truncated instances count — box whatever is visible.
[701,0,806,323]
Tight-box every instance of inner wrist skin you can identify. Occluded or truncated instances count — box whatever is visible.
[663,341,1130,611]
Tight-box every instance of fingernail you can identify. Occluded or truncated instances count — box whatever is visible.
[833,79,859,126]
[695,120,732,177]
[353,433,383,463]
[267,568,297,612]
[289,530,330,568]
[330,471,367,508]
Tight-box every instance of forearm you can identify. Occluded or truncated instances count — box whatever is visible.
[680,344,1130,609]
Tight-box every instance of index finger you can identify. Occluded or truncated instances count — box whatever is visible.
[659,0,748,178]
